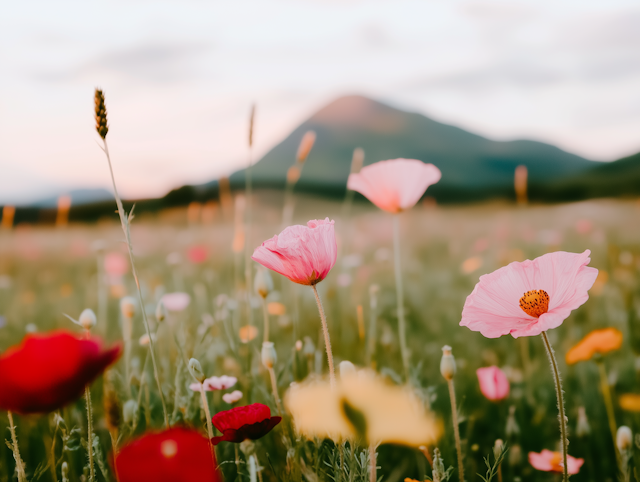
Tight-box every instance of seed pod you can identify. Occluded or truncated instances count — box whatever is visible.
[120,296,137,319]
[94,89,109,139]
[617,425,633,452]
[155,301,168,323]
[254,268,274,299]
[576,406,590,438]
[339,360,356,378]
[261,341,277,369]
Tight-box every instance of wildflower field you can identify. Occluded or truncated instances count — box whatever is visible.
[1,190,639,481]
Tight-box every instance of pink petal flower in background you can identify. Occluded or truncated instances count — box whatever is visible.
[189,375,238,392]
[187,245,208,264]
[528,450,584,474]
[105,252,129,276]
[162,292,191,312]
[476,366,510,401]
[460,250,598,338]
[252,218,337,285]
[205,375,238,390]
[347,159,441,213]
[222,390,243,404]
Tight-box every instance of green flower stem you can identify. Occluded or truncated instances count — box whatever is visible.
[596,359,620,461]
[312,284,336,387]
[447,379,465,482]
[85,386,95,482]
[393,215,410,381]
[541,331,569,482]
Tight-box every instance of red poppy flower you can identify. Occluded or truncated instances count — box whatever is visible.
[0,331,121,414]
[211,403,281,445]
[115,428,220,482]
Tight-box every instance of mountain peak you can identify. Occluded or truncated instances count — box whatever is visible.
[310,95,408,134]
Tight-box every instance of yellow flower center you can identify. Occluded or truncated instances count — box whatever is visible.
[519,290,549,318]
[160,439,178,458]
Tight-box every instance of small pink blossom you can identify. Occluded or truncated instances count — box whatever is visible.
[105,252,129,276]
[222,390,243,404]
[528,450,584,474]
[347,159,441,213]
[187,246,208,264]
[460,250,598,338]
[162,292,191,312]
[252,218,337,286]
[476,366,510,401]
[190,375,238,392]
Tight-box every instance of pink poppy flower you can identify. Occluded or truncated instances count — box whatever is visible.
[162,292,191,312]
[252,218,337,285]
[476,366,510,401]
[347,159,441,213]
[528,450,584,474]
[460,250,598,338]
[187,246,208,264]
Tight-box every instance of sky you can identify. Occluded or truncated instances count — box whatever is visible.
[1,0,639,204]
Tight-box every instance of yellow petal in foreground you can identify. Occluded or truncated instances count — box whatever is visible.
[285,372,440,447]
[565,328,623,365]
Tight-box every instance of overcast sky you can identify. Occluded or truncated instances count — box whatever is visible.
[1,0,639,203]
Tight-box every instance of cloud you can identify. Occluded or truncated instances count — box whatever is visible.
[33,40,212,83]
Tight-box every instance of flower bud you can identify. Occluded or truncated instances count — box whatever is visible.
[617,425,633,452]
[493,439,504,459]
[440,345,456,380]
[78,308,97,331]
[120,296,137,319]
[506,405,520,438]
[303,336,315,357]
[123,399,137,426]
[295,340,303,351]
[508,443,522,467]
[61,462,69,482]
[431,448,447,481]
[261,341,277,369]
[254,268,274,299]
[188,358,206,383]
[339,360,356,378]
[576,406,590,438]
[155,301,168,323]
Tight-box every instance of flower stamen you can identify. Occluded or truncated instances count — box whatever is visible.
[519,290,549,317]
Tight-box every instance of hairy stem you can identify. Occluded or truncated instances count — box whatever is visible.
[392,215,410,381]
[7,411,27,482]
[447,379,465,482]
[85,386,95,482]
[312,284,336,387]
[369,442,377,482]
[101,139,169,427]
[268,367,283,416]
[541,331,569,482]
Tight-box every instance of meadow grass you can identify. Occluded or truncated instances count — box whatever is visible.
[0,195,639,481]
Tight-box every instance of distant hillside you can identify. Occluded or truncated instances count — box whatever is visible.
[536,151,640,201]
[27,188,114,208]
[224,95,599,202]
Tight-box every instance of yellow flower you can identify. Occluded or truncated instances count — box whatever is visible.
[619,394,640,412]
[565,328,623,365]
[285,372,440,447]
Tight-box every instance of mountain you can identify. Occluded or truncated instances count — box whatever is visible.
[225,95,599,202]
[537,151,640,201]
[26,188,115,208]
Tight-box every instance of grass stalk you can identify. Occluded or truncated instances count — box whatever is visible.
[7,411,27,482]
[100,138,169,427]
[262,298,270,343]
[541,331,569,482]
[369,442,377,482]
[312,284,336,387]
[392,214,410,381]
[447,379,465,482]
[267,367,283,416]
